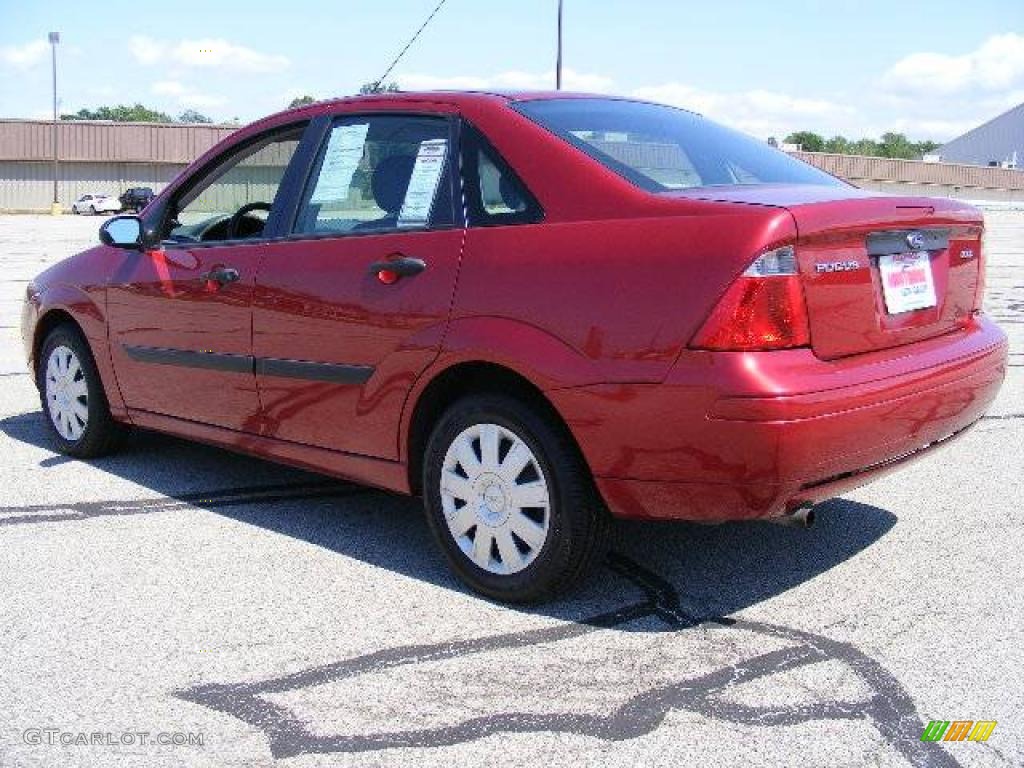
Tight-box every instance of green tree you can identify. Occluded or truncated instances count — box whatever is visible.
[783,130,943,159]
[784,131,825,153]
[177,109,213,124]
[359,81,401,95]
[850,138,881,156]
[878,132,916,159]
[823,135,851,154]
[288,95,316,108]
[61,104,174,122]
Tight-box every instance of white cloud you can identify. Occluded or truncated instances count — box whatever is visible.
[152,80,186,96]
[130,36,289,73]
[881,33,1024,95]
[152,80,225,110]
[0,40,48,69]
[129,36,164,66]
[395,68,614,93]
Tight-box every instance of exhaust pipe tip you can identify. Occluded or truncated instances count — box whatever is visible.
[771,504,816,529]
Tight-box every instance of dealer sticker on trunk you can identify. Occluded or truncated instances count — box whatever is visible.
[878,251,938,314]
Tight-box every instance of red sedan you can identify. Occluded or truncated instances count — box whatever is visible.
[22,92,1007,602]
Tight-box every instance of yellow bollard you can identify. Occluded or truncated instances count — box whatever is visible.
[49,202,62,216]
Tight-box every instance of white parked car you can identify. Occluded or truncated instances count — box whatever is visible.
[71,193,120,215]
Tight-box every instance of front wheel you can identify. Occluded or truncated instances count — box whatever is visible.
[38,325,125,457]
[423,394,609,603]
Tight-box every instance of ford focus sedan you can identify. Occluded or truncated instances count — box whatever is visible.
[22,92,1008,602]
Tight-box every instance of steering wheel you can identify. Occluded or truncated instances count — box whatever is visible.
[227,201,272,240]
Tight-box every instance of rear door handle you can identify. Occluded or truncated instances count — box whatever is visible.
[201,266,240,286]
[368,256,426,283]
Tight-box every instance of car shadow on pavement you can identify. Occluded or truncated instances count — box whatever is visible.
[0,409,895,615]
[3,411,962,767]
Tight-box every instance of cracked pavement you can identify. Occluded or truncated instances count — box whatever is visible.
[0,212,1021,767]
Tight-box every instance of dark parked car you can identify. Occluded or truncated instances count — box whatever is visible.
[119,187,154,212]
[22,92,1007,602]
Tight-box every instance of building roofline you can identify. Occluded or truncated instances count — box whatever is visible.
[0,117,240,128]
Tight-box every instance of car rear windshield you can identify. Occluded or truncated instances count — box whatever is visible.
[513,98,842,192]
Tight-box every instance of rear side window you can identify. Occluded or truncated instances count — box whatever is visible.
[294,115,453,235]
[461,126,542,227]
[513,98,842,192]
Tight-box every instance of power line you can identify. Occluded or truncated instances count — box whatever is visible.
[372,0,449,90]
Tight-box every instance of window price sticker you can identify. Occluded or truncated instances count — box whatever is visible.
[398,139,448,227]
[310,123,370,204]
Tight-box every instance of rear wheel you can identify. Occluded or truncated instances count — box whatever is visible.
[38,325,125,457]
[423,394,609,603]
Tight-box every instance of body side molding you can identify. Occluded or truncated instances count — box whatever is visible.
[123,345,373,384]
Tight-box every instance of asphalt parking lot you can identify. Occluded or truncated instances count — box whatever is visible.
[0,211,1021,768]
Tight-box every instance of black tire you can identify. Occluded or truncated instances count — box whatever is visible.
[423,393,609,603]
[37,324,125,458]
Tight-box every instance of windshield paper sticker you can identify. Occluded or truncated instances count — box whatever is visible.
[309,123,370,204]
[397,139,448,227]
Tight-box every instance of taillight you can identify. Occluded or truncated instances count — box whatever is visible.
[690,245,811,351]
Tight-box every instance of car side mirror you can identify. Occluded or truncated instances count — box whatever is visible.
[99,215,144,250]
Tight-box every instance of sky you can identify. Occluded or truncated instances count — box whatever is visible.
[1,0,1023,142]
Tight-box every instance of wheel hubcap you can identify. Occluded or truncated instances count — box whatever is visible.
[44,345,88,441]
[440,423,550,575]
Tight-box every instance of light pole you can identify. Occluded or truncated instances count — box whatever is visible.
[556,0,563,90]
[48,31,60,215]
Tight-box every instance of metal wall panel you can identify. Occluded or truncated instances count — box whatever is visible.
[0,161,188,212]
[0,120,237,163]
[937,102,1024,167]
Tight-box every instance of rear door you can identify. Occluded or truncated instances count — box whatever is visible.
[106,122,309,432]
[253,111,463,459]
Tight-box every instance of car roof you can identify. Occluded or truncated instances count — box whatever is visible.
[265,90,698,124]
[227,90,702,145]
[295,90,603,107]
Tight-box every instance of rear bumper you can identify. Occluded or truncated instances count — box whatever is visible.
[551,315,1007,521]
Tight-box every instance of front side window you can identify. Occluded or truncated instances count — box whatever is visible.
[514,98,843,192]
[294,115,453,236]
[167,125,305,243]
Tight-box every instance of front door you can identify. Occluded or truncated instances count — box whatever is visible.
[106,123,308,432]
[254,112,463,459]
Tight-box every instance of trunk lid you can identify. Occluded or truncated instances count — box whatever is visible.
[787,195,982,359]
[668,185,984,359]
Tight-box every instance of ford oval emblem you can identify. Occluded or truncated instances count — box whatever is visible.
[906,231,926,250]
